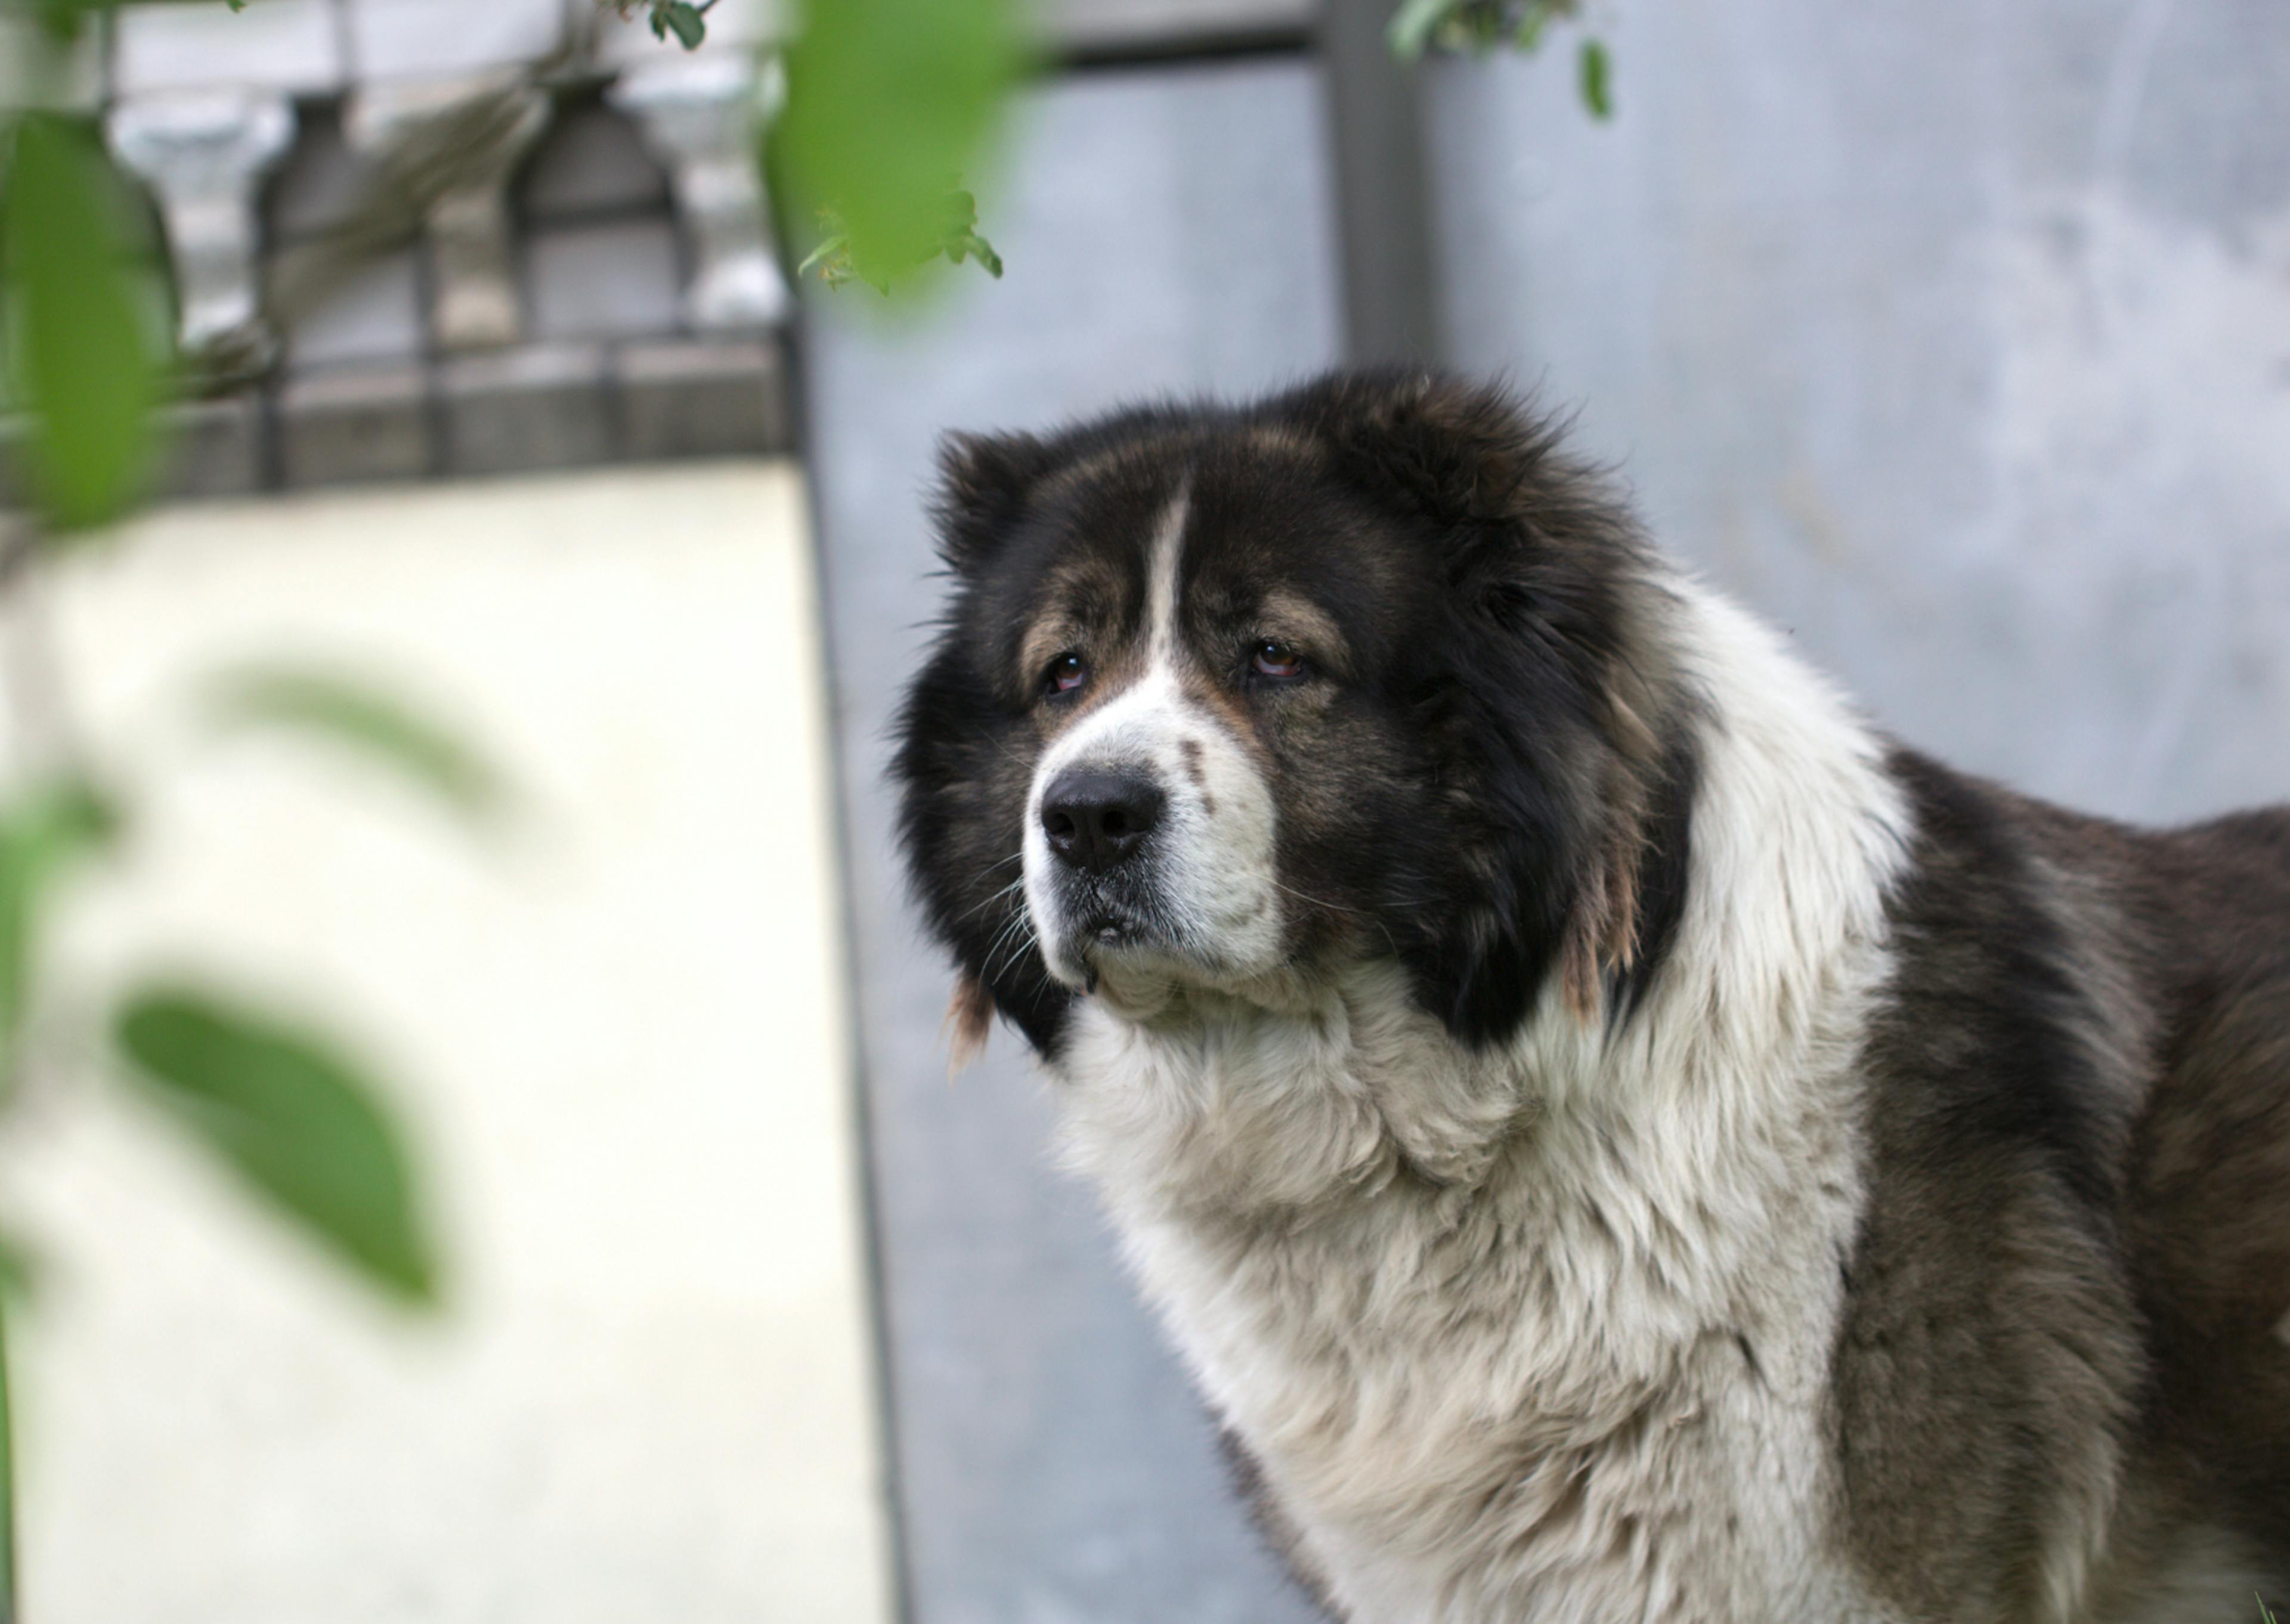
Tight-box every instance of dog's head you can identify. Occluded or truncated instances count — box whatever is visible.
[893,371,1695,1061]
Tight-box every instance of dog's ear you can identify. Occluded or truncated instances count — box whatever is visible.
[1404,682,1692,1047]
[933,430,1050,572]
[1291,371,1689,1044]
[1394,655,1587,1047]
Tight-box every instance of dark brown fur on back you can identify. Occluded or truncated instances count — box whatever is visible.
[2123,809,2290,1570]
[1836,747,2290,1616]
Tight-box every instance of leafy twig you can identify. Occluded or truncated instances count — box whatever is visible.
[1387,0,1615,120]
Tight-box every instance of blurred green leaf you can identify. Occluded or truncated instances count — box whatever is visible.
[32,0,102,44]
[653,0,705,48]
[200,664,507,823]
[0,1234,38,1304]
[776,0,1024,295]
[1579,35,1613,118]
[114,986,439,1304]
[1387,0,1455,59]
[1,114,163,532]
[0,779,120,1076]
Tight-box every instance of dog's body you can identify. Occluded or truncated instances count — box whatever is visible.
[892,372,2290,1623]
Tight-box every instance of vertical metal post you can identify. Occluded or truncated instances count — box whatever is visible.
[1318,0,1445,366]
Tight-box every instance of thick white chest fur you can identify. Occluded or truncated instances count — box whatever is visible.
[1050,585,1920,1623]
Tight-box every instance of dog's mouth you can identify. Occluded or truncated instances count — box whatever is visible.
[1038,884,1189,994]
[1070,904,1159,978]
[1031,840,1290,1008]
[1080,909,1144,949]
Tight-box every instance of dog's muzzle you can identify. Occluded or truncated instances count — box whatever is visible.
[1039,765,1166,875]
[1029,760,1182,984]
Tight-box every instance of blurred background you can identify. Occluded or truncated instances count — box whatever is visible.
[0,0,2286,1620]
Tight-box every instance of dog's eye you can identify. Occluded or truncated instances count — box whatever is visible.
[1045,652,1087,695]
[1252,640,1304,680]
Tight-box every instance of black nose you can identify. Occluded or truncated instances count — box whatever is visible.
[1041,767,1166,874]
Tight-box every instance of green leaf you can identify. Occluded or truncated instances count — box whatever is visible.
[658,0,705,49]
[0,1234,38,1303]
[0,779,120,1073]
[32,0,97,45]
[1579,35,1613,119]
[114,986,439,1304]
[199,664,507,823]
[1,114,164,532]
[1387,0,1455,60]
[951,231,1004,278]
[776,0,1024,296]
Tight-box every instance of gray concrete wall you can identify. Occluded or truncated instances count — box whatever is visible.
[802,59,1339,1624]
[1426,0,2290,823]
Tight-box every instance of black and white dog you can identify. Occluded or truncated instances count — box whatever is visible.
[892,371,2290,1623]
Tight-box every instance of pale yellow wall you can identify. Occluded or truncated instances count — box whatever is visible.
[0,464,891,1624]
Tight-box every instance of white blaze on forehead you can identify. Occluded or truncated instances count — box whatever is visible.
[1144,484,1189,665]
[1039,484,1192,776]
